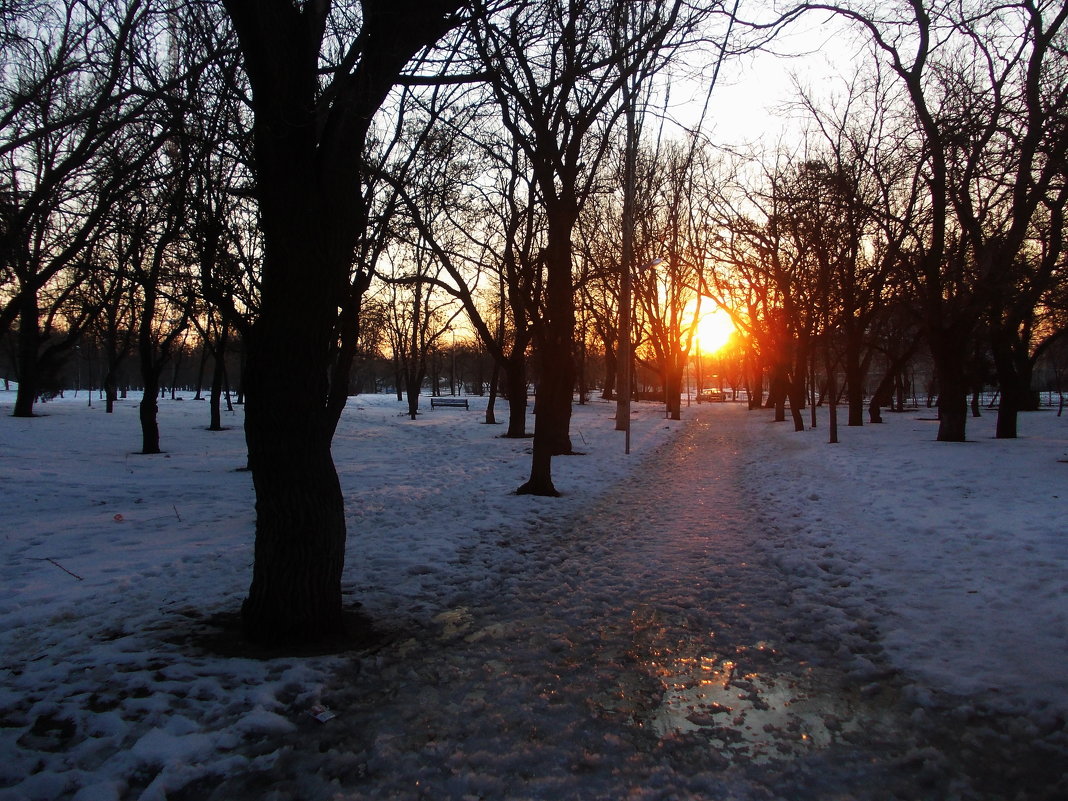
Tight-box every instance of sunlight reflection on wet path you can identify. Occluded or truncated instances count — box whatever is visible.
[526,417,901,773]
[643,643,879,762]
[408,411,915,794]
[240,411,963,800]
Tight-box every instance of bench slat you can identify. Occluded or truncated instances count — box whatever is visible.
[430,397,469,409]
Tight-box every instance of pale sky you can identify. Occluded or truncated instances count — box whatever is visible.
[662,9,868,150]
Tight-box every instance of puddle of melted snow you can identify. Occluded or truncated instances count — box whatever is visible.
[643,645,876,764]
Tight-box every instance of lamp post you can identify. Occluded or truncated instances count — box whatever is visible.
[618,256,663,454]
[450,327,457,396]
[614,36,637,446]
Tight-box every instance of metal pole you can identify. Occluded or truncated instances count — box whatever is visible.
[615,45,637,453]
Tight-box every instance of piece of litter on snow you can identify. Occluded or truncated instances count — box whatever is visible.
[309,705,336,723]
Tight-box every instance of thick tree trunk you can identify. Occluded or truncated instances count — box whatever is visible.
[665,362,683,421]
[485,355,500,425]
[405,366,424,420]
[990,329,1037,439]
[768,366,788,421]
[503,351,529,438]
[518,214,575,495]
[747,357,764,409]
[13,293,40,417]
[868,368,893,424]
[208,328,228,431]
[242,256,348,643]
[930,335,969,442]
[787,377,806,432]
[844,336,866,427]
[520,346,573,494]
[104,367,118,413]
[993,388,1018,439]
[224,0,467,645]
[242,331,345,643]
[139,380,161,454]
[237,117,357,641]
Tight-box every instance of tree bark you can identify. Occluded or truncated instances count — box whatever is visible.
[930,334,969,442]
[239,176,354,637]
[405,365,425,420]
[991,332,1022,438]
[139,380,161,455]
[223,0,465,644]
[844,333,866,427]
[502,352,529,438]
[787,375,806,432]
[826,349,839,444]
[665,361,683,421]
[518,214,575,495]
[13,293,40,417]
[868,366,894,424]
[242,325,346,642]
[747,357,764,410]
[768,368,787,422]
[209,325,229,431]
[485,354,500,425]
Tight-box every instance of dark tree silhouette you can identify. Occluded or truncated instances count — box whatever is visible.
[471,0,692,495]
[220,0,468,645]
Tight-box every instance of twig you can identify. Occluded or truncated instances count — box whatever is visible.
[173,504,181,522]
[43,558,83,581]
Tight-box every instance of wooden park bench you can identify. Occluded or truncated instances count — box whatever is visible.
[430,396,469,410]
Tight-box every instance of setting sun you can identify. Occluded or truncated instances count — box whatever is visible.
[695,309,736,353]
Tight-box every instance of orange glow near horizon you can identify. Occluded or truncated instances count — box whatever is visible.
[695,309,736,353]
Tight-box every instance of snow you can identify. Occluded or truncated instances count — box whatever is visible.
[1,389,1066,800]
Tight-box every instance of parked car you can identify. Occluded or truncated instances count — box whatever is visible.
[696,388,726,403]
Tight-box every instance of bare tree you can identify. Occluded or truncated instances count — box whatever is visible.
[380,84,545,437]
[115,176,193,454]
[804,0,1068,441]
[706,155,828,431]
[82,229,138,413]
[382,245,463,419]
[0,1,180,416]
[630,140,717,421]
[219,0,468,644]
[576,185,624,401]
[470,0,697,495]
[176,3,258,431]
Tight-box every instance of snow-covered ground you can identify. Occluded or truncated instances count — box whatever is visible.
[1,389,1065,800]
[744,403,1068,713]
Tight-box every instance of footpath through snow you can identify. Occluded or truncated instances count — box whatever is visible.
[180,408,1067,801]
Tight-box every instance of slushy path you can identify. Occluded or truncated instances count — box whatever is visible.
[188,408,1058,800]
